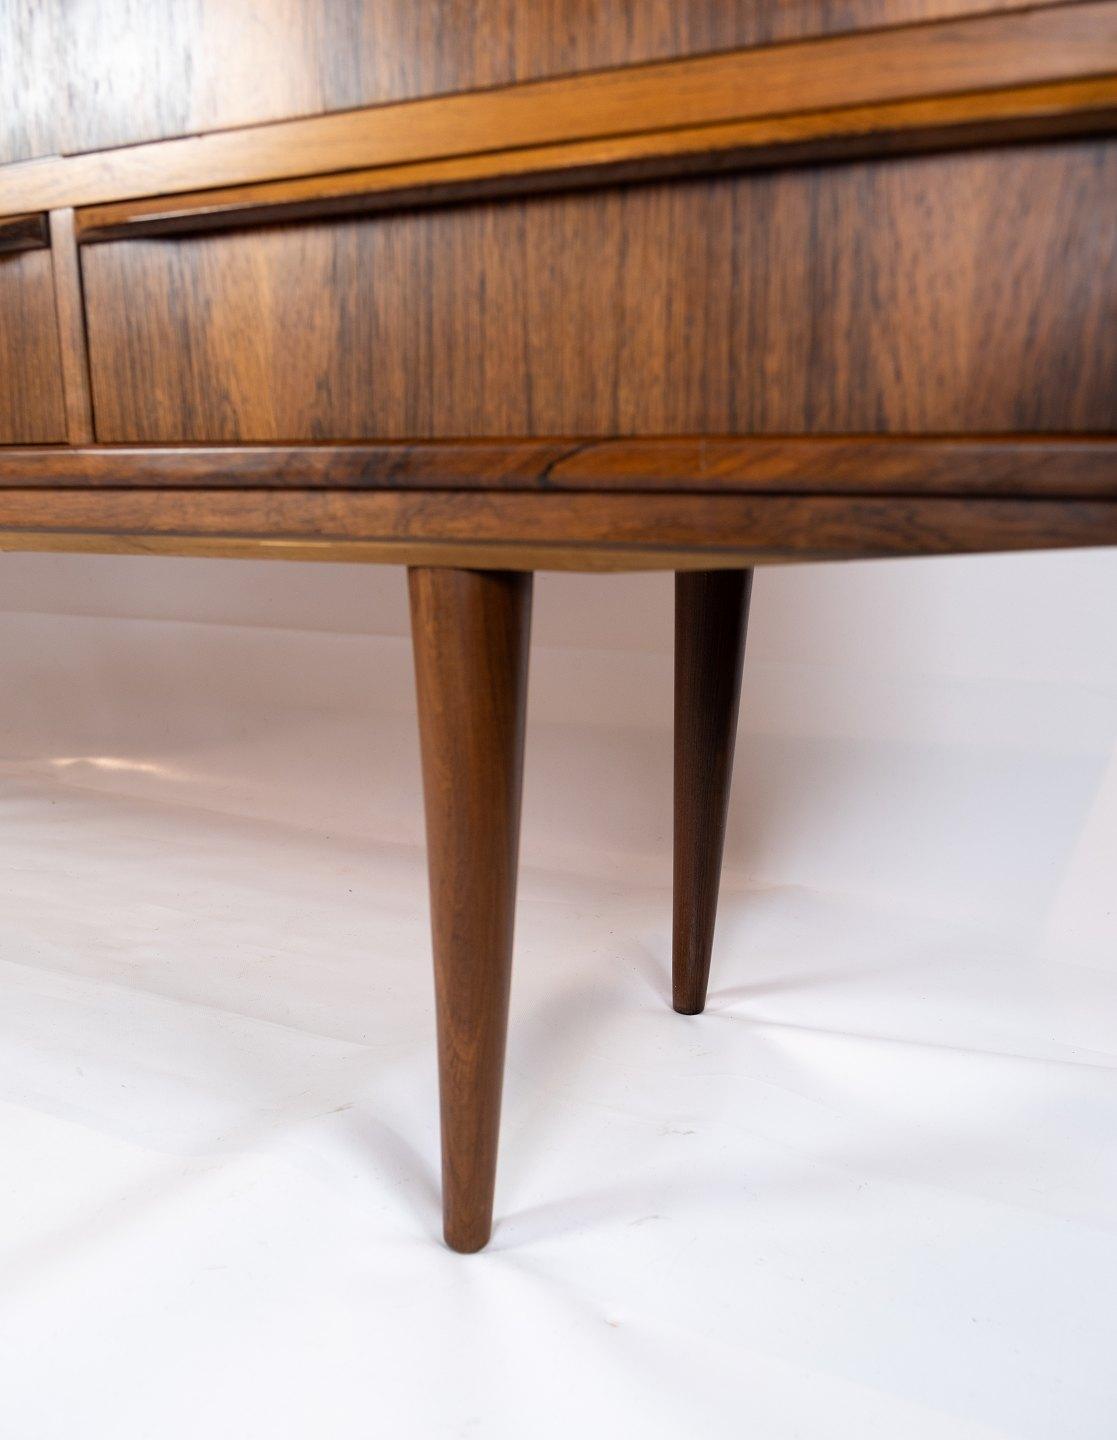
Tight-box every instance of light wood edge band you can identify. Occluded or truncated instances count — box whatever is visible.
[0,531,794,571]
[73,75,1117,243]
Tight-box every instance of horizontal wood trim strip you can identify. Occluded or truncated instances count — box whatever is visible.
[0,488,1113,563]
[0,530,775,571]
[0,213,49,254]
[1,440,1114,499]
[2,3,1116,219]
[74,76,1117,242]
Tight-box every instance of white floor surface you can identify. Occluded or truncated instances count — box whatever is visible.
[0,557,1115,1439]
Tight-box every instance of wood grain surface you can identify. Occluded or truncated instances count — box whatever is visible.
[80,141,1117,442]
[0,249,67,444]
[0,489,1112,566]
[0,0,1089,169]
[2,440,1115,498]
[4,3,1116,216]
[0,3,59,166]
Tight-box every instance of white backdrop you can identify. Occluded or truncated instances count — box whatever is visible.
[0,546,1113,960]
[1,547,1115,1438]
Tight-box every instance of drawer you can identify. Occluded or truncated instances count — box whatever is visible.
[1,0,1057,162]
[80,138,1117,444]
[0,220,67,444]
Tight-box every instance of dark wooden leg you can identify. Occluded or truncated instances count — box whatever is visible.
[673,569,752,1015]
[408,567,532,1252]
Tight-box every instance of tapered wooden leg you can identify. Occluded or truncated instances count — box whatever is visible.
[408,567,532,1252]
[673,569,752,1015]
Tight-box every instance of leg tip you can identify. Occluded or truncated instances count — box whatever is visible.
[443,1216,493,1253]
[672,973,708,1013]
[672,996,706,1016]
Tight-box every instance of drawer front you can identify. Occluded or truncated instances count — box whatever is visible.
[81,138,1117,444]
[2,0,1053,163]
[0,247,67,444]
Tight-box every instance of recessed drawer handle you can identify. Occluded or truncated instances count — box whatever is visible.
[0,213,49,256]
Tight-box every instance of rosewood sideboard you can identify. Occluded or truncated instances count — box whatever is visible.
[2,1,1116,1251]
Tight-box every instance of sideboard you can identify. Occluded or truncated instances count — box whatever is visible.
[2,0,1115,1249]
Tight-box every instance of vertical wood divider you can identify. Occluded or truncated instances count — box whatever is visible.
[48,208,96,444]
